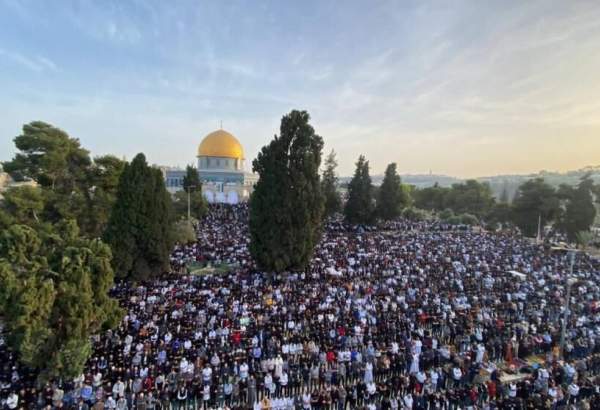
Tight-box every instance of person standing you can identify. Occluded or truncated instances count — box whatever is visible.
[248,375,257,407]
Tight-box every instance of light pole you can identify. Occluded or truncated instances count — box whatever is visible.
[559,251,577,359]
[187,185,196,221]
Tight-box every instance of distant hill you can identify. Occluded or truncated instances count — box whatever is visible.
[340,165,600,201]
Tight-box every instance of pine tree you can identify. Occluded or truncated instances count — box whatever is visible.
[376,163,407,220]
[104,153,174,280]
[0,220,122,382]
[3,122,125,238]
[321,150,342,216]
[344,155,374,224]
[249,110,324,272]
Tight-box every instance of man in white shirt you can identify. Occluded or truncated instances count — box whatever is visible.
[279,371,288,396]
[6,392,18,410]
[240,361,249,380]
[202,365,213,385]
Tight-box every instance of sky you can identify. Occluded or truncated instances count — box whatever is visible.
[1,0,600,178]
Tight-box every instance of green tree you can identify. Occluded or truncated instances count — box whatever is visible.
[413,183,449,211]
[486,202,513,229]
[557,175,596,241]
[78,155,126,238]
[512,178,560,237]
[499,183,510,204]
[344,155,375,224]
[575,230,594,250]
[172,189,208,220]
[249,110,324,272]
[0,185,44,225]
[321,150,342,216]
[182,165,201,192]
[376,163,408,220]
[402,207,428,221]
[104,153,174,280]
[3,121,91,191]
[444,180,495,218]
[3,122,124,238]
[172,219,197,244]
[439,208,454,222]
[0,220,121,381]
[459,213,479,226]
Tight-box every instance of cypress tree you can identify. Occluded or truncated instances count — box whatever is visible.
[249,110,324,272]
[376,162,407,220]
[344,155,374,224]
[322,150,342,216]
[104,153,174,280]
[182,165,201,192]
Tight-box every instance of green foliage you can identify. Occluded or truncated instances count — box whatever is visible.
[249,110,324,272]
[439,208,454,221]
[557,175,597,241]
[402,207,428,221]
[376,163,409,220]
[413,183,449,211]
[321,150,342,216]
[3,121,91,190]
[0,221,121,382]
[3,122,125,238]
[443,180,495,217]
[0,185,44,225]
[79,155,127,238]
[104,153,174,280]
[459,213,479,226]
[486,202,513,229]
[499,185,510,203]
[344,155,375,224]
[512,178,560,237]
[182,165,201,192]
[575,230,594,250]
[172,189,208,220]
[413,180,494,218]
[173,219,197,244]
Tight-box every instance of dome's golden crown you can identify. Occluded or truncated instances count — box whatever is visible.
[197,129,244,159]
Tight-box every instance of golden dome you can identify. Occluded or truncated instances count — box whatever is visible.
[197,129,244,159]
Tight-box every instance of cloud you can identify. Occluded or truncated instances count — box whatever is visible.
[0,49,58,72]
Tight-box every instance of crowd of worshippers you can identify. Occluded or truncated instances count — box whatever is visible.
[2,203,600,410]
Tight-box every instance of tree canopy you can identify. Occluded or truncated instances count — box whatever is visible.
[557,175,597,241]
[321,150,342,216]
[511,178,560,237]
[182,165,201,192]
[0,220,122,381]
[2,122,125,238]
[104,153,174,280]
[3,121,91,190]
[249,110,324,272]
[172,189,208,220]
[344,155,375,224]
[376,163,409,220]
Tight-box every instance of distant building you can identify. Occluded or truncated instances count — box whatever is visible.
[163,129,258,203]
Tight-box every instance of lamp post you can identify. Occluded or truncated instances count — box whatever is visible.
[187,185,196,221]
[559,251,577,359]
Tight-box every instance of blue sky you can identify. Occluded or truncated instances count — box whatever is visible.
[1,0,600,177]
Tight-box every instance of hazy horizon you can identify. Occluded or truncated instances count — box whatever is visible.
[1,0,600,178]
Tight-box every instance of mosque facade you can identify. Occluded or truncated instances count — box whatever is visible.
[163,129,258,203]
